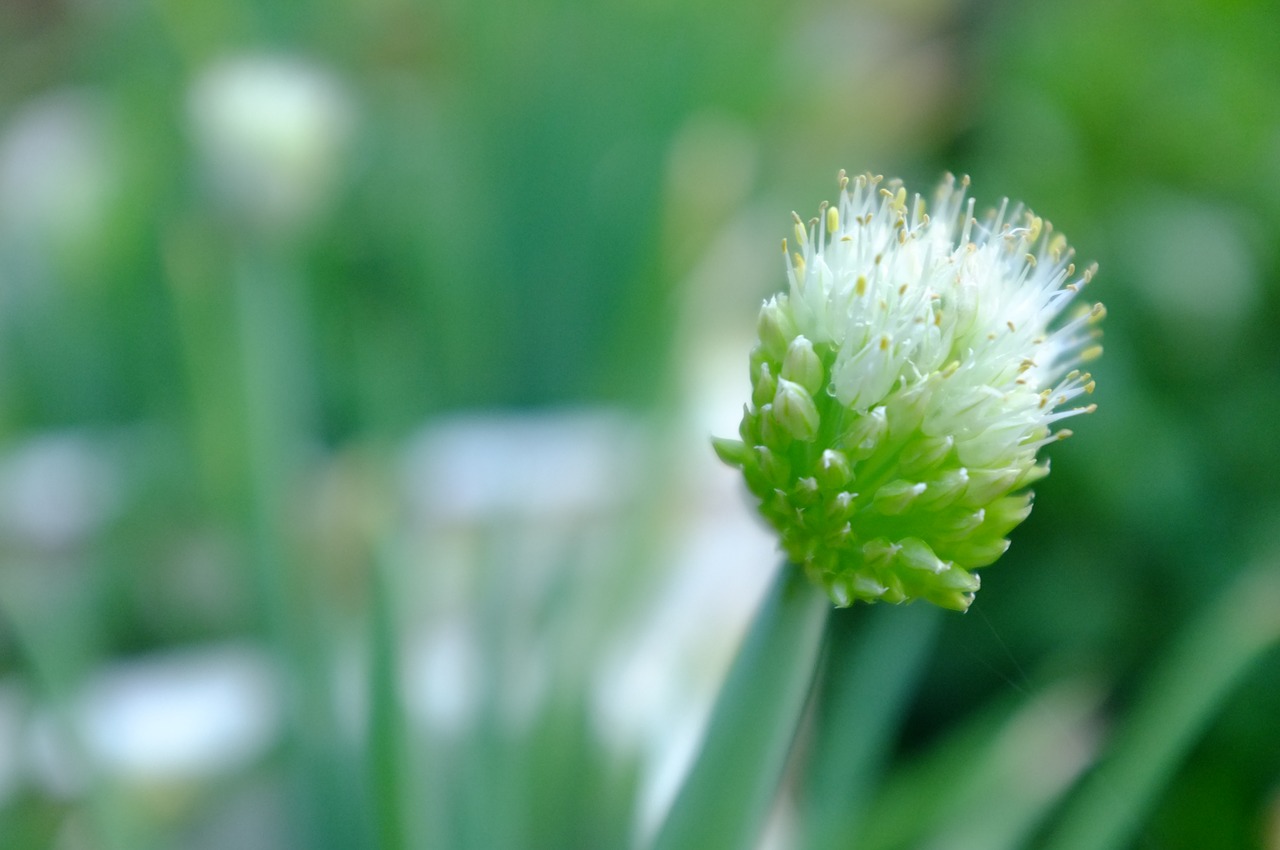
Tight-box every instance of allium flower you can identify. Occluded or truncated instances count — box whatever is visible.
[714,172,1103,611]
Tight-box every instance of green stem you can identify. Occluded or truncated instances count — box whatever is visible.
[650,563,830,850]
[799,602,942,850]
[368,541,411,850]
[232,244,368,848]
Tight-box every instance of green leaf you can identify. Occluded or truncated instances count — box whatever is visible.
[1040,564,1280,850]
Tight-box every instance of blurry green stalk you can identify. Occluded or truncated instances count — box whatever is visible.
[650,566,948,850]
[650,563,828,850]
[232,242,372,848]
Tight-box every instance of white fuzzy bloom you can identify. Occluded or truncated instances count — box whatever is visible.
[715,172,1103,610]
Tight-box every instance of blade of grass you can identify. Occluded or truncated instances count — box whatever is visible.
[650,562,830,850]
[917,677,1104,850]
[798,602,942,850]
[1040,563,1280,850]
[856,689,1025,850]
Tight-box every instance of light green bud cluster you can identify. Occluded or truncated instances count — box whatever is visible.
[714,173,1103,611]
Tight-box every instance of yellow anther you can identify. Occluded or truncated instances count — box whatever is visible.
[855,275,867,296]
[1090,302,1107,322]
[1027,215,1043,242]
[1025,253,1037,267]
[879,335,891,351]
[1084,381,1096,394]
[898,283,908,296]
[1081,344,1103,362]
[1007,320,1017,332]
[826,206,839,234]
[1057,429,1074,440]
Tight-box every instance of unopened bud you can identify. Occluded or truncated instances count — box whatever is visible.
[781,335,824,395]
[757,296,795,361]
[773,379,821,442]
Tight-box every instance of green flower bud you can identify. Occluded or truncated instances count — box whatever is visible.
[873,480,927,515]
[753,445,791,487]
[752,362,778,409]
[781,335,824,396]
[896,538,947,574]
[711,436,750,467]
[916,467,970,510]
[773,379,821,442]
[816,449,852,489]
[757,403,792,449]
[900,434,955,476]
[838,406,888,461]
[757,296,795,361]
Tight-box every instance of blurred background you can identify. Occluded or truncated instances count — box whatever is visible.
[1,0,1279,847]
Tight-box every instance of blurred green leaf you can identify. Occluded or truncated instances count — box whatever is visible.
[1040,563,1280,850]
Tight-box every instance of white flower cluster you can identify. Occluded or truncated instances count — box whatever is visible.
[715,172,1103,610]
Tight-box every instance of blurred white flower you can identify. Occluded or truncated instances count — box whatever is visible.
[188,55,354,230]
[73,645,279,782]
[0,433,118,550]
[0,89,117,255]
